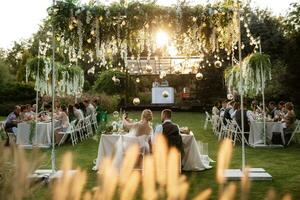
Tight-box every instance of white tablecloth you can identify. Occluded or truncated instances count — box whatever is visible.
[249,121,284,145]
[16,122,53,147]
[93,133,212,171]
[152,87,174,104]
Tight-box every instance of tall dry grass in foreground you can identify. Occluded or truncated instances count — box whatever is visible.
[0,144,44,200]
[0,137,293,200]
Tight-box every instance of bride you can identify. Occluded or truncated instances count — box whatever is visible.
[112,109,153,170]
[122,109,153,136]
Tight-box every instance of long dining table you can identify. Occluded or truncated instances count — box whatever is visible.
[16,120,60,148]
[93,132,213,171]
[249,121,285,146]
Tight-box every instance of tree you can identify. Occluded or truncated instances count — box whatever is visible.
[283,3,300,105]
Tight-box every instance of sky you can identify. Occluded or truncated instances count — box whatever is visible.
[0,0,297,49]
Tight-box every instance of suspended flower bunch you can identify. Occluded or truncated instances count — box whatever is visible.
[26,57,84,97]
[224,53,272,97]
[46,1,240,73]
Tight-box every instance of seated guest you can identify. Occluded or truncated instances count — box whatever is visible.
[251,100,262,114]
[267,101,278,119]
[79,102,86,116]
[4,106,21,135]
[223,101,234,124]
[29,104,37,116]
[231,102,240,120]
[282,102,296,133]
[161,79,169,87]
[25,104,34,120]
[219,100,227,118]
[83,99,95,117]
[153,109,184,156]
[19,105,30,121]
[235,102,252,140]
[68,105,76,122]
[74,103,84,121]
[54,105,70,144]
[274,101,286,121]
[212,101,220,116]
[152,78,160,87]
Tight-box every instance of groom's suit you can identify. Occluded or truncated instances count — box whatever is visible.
[161,120,184,156]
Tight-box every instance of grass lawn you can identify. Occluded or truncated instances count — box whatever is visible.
[3,112,300,199]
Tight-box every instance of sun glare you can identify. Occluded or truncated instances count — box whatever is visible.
[156,30,169,48]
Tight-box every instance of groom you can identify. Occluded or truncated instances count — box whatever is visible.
[153,109,184,155]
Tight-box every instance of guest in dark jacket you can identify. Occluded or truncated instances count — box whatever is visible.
[235,102,250,140]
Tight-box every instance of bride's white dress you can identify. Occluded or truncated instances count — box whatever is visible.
[112,128,152,170]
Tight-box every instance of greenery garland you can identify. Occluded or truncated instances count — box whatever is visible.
[29,121,36,144]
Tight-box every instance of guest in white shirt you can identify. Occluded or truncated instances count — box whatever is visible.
[219,100,227,118]
[223,101,234,124]
[230,102,240,120]
[83,100,95,117]
[212,101,220,116]
[152,78,160,87]
[74,103,84,120]
[54,105,70,144]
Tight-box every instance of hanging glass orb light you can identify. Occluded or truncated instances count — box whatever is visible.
[146,65,152,73]
[136,78,140,83]
[174,67,181,74]
[227,93,234,100]
[214,60,222,68]
[196,72,203,80]
[112,76,116,81]
[113,111,119,118]
[133,98,140,105]
[114,78,120,85]
[160,70,167,79]
[162,90,169,98]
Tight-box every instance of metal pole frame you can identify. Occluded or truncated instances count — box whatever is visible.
[259,39,267,145]
[51,0,56,173]
[35,41,40,146]
[237,5,246,171]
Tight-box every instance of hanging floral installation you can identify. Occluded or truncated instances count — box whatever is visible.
[26,57,84,97]
[43,0,247,74]
[224,53,272,97]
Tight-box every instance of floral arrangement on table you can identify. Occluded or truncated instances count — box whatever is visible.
[28,120,37,144]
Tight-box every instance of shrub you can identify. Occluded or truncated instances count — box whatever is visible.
[0,83,35,115]
[97,93,121,113]
[129,92,151,105]
[0,60,14,85]
[93,70,136,96]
